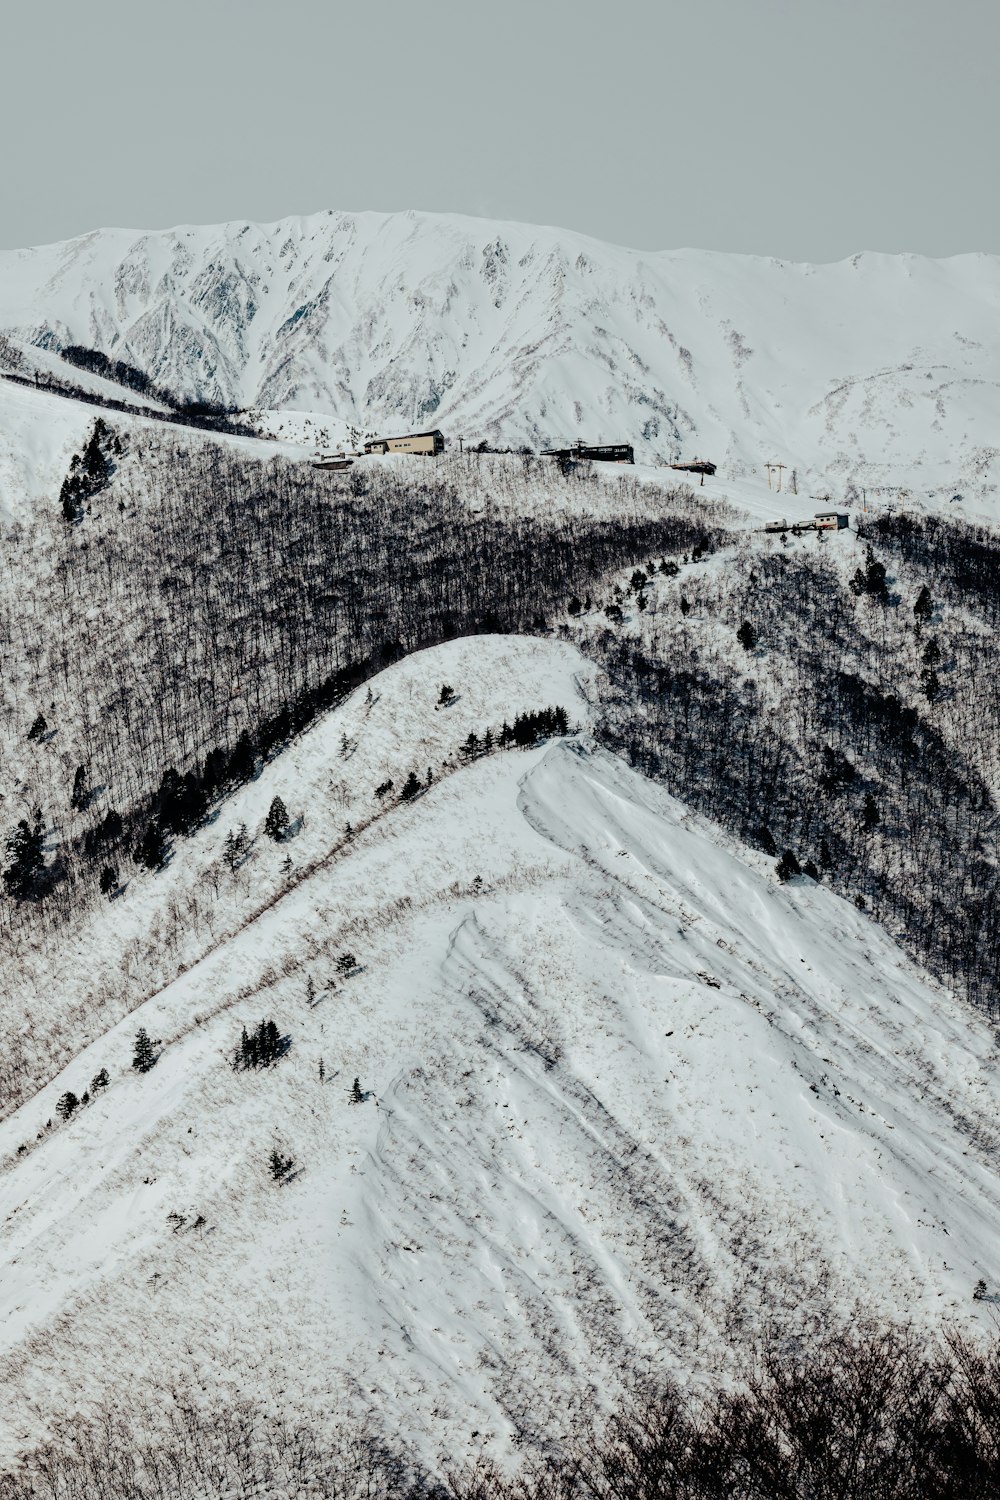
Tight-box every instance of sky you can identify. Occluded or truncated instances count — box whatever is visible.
[2,0,995,261]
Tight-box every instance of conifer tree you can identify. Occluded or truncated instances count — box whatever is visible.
[70,765,87,811]
[132,1028,156,1073]
[56,1092,79,1121]
[223,824,250,871]
[913,584,934,629]
[99,864,118,896]
[862,793,880,831]
[134,821,167,871]
[3,815,46,899]
[263,795,290,841]
[400,770,422,801]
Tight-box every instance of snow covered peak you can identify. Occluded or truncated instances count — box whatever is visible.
[2,208,1000,506]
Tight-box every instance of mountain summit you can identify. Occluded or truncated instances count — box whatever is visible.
[1,209,999,504]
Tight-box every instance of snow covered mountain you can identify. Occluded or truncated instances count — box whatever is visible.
[3,214,1000,1485]
[1,634,997,1472]
[2,208,1000,509]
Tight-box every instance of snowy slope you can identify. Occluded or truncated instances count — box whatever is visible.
[1,635,997,1466]
[1,210,999,514]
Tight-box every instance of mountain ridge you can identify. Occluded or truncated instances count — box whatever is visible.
[2,208,999,509]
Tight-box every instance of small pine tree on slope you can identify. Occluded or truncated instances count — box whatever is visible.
[132,1028,156,1073]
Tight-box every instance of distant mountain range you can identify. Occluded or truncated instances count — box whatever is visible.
[2,209,999,503]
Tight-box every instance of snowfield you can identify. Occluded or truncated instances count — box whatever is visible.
[1,634,997,1467]
[2,208,1000,517]
[2,207,1000,1477]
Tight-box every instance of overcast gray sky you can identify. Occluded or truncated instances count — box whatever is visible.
[2,0,994,260]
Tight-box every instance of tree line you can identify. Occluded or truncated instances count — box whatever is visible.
[1,1323,997,1498]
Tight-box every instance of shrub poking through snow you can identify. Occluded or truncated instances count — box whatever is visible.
[269,1148,295,1182]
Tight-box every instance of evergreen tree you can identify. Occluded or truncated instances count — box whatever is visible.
[263,795,290,841]
[99,864,118,896]
[226,731,258,785]
[400,770,422,801]
[157,767,207,835]
[56,1092,79,1121]
[3,815,46,899]
[849,547,889,604]
[91,1068,110,1092]
[223,823,250,871]
[235,1018,284,1069]
[132,1028,156,1073]
[922,636,942,667]
[70,764,88,811]
[736,620,758,651]
[913,584,934,629]
[862,793,880,831]
[60,468,85,524]
[349,1077,364,1105]
[775,850,801,883]
[679,595,691,616]
[757,826,778,857]
[26,713,47,742]
[202,746,228,795]
[437,684,456,707]
[134,821,167,871]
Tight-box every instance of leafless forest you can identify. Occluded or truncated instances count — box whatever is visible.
[577,512,1000,1015]
[3,1326,997,1498]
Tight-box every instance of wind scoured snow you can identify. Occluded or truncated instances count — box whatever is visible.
[0,635,997,1467]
